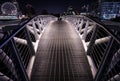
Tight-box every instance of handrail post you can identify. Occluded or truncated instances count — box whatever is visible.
[82,20,89,40]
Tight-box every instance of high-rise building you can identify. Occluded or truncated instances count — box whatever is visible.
[101,2,120,19]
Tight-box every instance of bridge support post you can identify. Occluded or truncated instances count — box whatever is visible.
[79,19,84,33]
[36,18,42,33]
[32,20,39,40]
[82,20,89,40]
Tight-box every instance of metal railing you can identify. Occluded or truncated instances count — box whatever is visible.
[63,15,120,81]
[0,15,57,81]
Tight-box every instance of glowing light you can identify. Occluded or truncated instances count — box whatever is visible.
[1,2,17,15]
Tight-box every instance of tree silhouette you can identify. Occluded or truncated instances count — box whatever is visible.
[25,4,35,18]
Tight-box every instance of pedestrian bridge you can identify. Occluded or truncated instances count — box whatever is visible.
[0,15,119,81]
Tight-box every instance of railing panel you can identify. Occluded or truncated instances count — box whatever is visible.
[13,28,34,69]
[0,15,57,81]
[64,15,120,81]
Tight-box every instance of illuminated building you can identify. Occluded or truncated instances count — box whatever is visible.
[101,2,120,19]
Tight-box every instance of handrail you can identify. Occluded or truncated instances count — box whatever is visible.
[64,15,120,81]
[0,15,56,48]
[67,15,120,44]
[0,19,29,48]
[0,15,57,81]
[84,15,120,44]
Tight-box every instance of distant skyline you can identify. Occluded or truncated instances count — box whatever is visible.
[0,0,97,13]
[17,0,97,14]
[0,0,120,14]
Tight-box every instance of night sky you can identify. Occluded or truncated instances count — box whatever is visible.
[0,0,99,14]
[18,0,97,13]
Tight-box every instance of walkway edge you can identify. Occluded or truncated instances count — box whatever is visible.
[26,21,54,80]
[66,20,96,78]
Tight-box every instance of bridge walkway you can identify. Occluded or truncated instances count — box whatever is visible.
[31,20,93,81]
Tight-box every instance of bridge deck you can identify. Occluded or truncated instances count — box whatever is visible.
[31,20,93,81]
